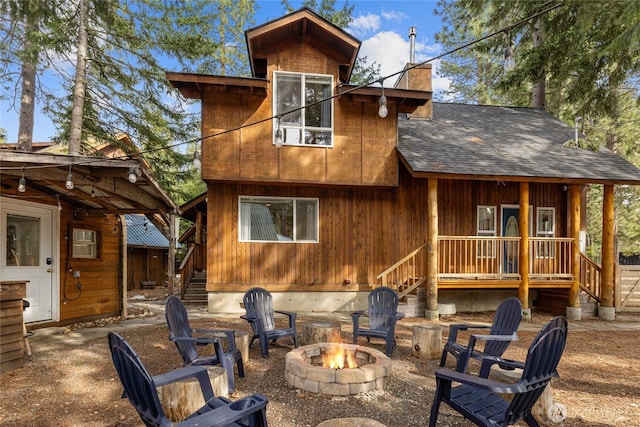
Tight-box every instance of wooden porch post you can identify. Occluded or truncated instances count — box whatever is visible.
[425,178,439,320]
[518,182,530,319]
[168,211,177,296]
[569,185,581,310]
[600,184,615,319]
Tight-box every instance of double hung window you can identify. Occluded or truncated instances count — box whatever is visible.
[273,71,333,147]
[239,196,318,243]
[536,207,555,257]
[72,228,98,258]
[477,206,497,258]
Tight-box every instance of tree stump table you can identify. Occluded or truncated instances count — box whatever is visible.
[156,366,228,422]
[209,329,250,364]
[411,324,443,360]
[301,321,342,346]
[491,367,567,424]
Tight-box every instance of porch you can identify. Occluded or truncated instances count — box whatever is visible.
[378,236,602,303]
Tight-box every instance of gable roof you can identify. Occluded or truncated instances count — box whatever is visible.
[125,214,170,248]
[245,7,360,82]
[398,103,640,185]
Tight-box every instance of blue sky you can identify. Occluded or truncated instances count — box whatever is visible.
[1,0,446,143]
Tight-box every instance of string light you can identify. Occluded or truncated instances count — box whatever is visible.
[57,195,62,211]
[378,80,388,118]
[91,187,96,197]
[18,167,26,192]
[65,165,74,190]
[0,3,561,175]
[504,29,515,72]
[128,166,138,183]
[193,146,201,169]
[274,117,284,148]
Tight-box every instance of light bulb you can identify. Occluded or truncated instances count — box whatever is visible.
[504,46,515,72]
[378,94,388,118]
[275,128,284,148]
[18,177,26,193]
[128,167,137,183]
[65,172,74,190]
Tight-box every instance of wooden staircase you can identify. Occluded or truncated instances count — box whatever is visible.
[181,271,207,305]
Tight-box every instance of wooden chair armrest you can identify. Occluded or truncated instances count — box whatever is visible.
[435,367,528,395]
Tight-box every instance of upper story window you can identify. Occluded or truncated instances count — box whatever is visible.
[72,228,99,259]
[239,196,319,243]
[273,71,333,147]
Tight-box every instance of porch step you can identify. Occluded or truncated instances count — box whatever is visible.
[182,272,207,305]
[580,292,598,317]
[398,288,425,318]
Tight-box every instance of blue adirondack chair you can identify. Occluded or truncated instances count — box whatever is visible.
[440,297,522,377]
[429,316,568,427]
[241,287,298,358]
[352,287,405,356]
[107,331,268,427]
[165,295,244,393]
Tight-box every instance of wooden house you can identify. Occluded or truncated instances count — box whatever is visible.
[168,8,640,319]
[125,214,171,290]
[0,141,178,327]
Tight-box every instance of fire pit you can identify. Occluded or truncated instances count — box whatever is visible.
[285,343,391,396]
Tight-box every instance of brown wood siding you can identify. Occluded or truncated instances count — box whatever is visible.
[59,208,121,321]
[127,248,167,289]
[438,180,567,237]
[206,167,425,291]
[200,41,398,187]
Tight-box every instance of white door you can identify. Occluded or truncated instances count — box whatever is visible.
[1,199,57,323]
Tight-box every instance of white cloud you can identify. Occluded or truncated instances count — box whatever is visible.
[381,10,407,22]
[347,13,381,39]
[358,30,452,95]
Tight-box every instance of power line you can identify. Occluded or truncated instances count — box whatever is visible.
[1,2,564,172]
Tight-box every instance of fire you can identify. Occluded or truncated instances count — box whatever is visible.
[322,345,358,369]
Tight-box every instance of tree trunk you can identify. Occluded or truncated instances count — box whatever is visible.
[69,0,89,155]
[17,21,37,151]
[531,18,546,109]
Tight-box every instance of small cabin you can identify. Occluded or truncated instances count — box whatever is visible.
[169,8,640,318]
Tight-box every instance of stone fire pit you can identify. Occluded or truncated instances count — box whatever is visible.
[285,343,391,396]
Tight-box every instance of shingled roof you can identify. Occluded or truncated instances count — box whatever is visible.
[398,103,640,185]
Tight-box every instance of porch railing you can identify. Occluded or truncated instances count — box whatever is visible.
[528,238,573,279]
[438,236,520,279]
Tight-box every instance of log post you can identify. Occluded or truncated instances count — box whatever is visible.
[519,182,530,318]
[426,178,439,320]
[600,184,615,319]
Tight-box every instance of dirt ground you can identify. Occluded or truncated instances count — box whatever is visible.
[1,290,639,427]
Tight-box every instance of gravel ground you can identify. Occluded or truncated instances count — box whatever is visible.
[1,294,639,427]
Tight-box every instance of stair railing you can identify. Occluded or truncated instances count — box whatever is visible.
[580,253,602,303]
[377,244,427,299]
[178,246,195,299]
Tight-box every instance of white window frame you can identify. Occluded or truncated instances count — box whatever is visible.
[238,196,319,243]
[72,228,98,259]
[536,207,555,258]
[273,71,334,147]
[477,205,497,258]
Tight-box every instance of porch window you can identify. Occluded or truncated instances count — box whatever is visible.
[536,207,555,257]
[239,196,318,243]
[477,206,496,257]
[72,228,98,258]
[273,71,333,147]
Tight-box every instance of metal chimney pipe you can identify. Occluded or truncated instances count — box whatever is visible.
[409,26,417,63]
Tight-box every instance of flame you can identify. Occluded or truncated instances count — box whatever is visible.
[322,345,358,369]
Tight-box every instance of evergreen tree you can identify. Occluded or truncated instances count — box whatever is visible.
[435,0,640,260]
